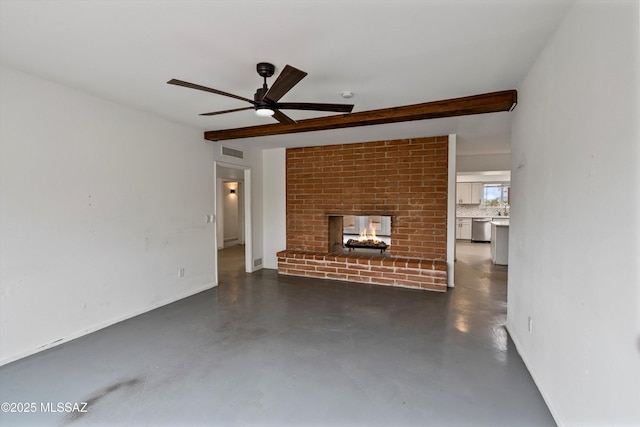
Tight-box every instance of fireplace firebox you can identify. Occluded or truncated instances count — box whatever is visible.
[328,215,391,254]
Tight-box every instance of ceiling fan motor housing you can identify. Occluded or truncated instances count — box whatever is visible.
[254,86,268,102]
[254,87,273,111]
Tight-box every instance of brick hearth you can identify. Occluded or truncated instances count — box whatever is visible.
[277,250,448,292]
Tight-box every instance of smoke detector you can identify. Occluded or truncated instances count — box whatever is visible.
[341,91,353,99]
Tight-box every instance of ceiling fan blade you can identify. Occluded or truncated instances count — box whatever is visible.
[275,102,354,113]
[167,79,255,104]
[272,109,296,125]
[199,106,254,116]
[263,65,307,103]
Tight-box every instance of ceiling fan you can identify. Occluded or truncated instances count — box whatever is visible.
[168,63,355,124]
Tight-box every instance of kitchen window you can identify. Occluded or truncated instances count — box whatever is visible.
[483,184,510,206]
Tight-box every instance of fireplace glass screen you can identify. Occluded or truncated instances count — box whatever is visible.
[343,215,391,238]
[329,215,391,254]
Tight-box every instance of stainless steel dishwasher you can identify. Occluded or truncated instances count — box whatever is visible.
[471,218,492,242]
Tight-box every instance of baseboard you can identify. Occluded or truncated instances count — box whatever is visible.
[0,281,218,367]
[505,323,562,426]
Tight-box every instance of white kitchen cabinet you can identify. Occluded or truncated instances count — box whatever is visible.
[456,218,472,240]
[456,182,483,204]
[461,221,471,239]
[471,183,484,204]
[456,183,471,204]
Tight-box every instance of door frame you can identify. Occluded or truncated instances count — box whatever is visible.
[447,134,456,287]
[214,161,253,285]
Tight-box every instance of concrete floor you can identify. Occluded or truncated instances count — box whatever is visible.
[0,242,555,426]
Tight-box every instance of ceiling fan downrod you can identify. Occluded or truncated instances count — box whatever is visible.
[254,62,276,115]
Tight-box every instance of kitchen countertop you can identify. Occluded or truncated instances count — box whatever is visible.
[491,220,510,226]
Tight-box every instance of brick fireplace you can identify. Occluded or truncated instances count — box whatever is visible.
[277,136,449,292]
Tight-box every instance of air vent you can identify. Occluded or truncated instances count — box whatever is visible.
[221,146,244,159]
[253,258,263,268]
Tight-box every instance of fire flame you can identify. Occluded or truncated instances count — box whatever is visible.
[358,221,380,243]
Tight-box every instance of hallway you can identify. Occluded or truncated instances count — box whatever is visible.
[0,244,554,426]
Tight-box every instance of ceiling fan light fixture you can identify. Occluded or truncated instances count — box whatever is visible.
[255,107,275,117]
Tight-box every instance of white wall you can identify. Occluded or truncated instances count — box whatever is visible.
[456,153,511,172]
[246,151,264,270]
[262,148,286,269]
[0,66,219,365]
[508,2,640,426]
[457,171,510,183]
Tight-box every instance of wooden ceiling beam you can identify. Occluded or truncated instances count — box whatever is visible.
[204,90,517,142]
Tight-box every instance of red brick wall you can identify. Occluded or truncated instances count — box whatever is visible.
[286,136,449,260]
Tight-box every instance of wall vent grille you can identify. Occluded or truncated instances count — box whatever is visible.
[222,146,244,159]
[253,258,263,268]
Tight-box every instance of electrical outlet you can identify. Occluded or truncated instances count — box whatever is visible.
[527,316,533,333]
[206,214,215,224]
[178,267,185,278]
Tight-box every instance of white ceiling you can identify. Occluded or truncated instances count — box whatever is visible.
[0,0,573,153]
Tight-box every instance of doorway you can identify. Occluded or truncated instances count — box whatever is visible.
[221,181,243,248]
[214,162,253,286]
